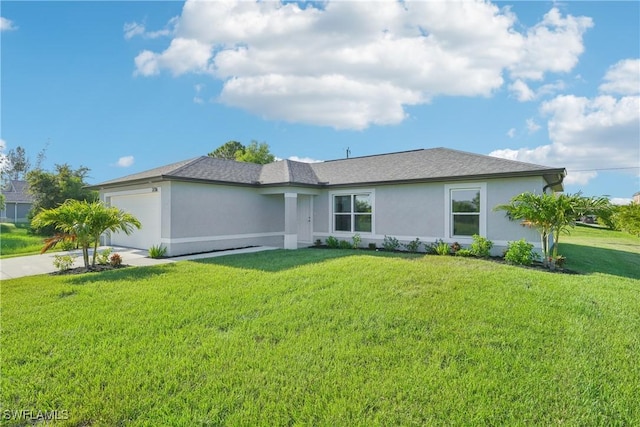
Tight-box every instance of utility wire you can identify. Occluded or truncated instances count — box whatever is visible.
[567,166,639,172]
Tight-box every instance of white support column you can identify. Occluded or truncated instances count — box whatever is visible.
[284,193,298,249]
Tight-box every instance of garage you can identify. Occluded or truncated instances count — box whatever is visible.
[109,191,161,250]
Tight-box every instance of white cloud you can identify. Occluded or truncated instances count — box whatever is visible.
[491,67,640,187]
[610,197,633,206]
[0,17,17,31]
[124,17,177,40]
[599,59,640,96]
[124,22,146,39]
[132,1,592,129]
[526,118,541,133]
[509,79,535,102]
[288,155,322,164]
[115,156,135,168]
[506,128,516,138]
[509,8,593,81]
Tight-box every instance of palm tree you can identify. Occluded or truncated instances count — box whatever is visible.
[32,200,141,269]
[495,192,611,268]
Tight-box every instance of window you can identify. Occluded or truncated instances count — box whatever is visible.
[445,184,486,238]
[332,192,373,233]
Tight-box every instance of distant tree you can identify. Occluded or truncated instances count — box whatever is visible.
[27,164,98,234]
[235,140,275,164]
[5,146,30,180]
[32,200,141,269]
[611,202,640,237]
[208,141,245,160]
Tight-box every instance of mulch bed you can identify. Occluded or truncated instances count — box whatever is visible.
[50,264,130,276]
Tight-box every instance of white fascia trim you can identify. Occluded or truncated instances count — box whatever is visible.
[444,182,487,239]
[161,231,283,244]
[104,187,161,198]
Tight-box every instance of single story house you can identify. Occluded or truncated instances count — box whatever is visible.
[90,148,565,257]
[0,180,34,223]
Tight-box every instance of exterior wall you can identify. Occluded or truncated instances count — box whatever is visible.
[313,176,546,255]
[0,203,32,223]
[166,181,284,256]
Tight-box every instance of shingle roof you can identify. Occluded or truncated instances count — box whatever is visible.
[1,180,34,203]
[91,148,565,189]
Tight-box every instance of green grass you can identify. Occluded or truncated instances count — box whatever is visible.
[560,223,640,279]
[1,240,639,426]
[0,223,48,258]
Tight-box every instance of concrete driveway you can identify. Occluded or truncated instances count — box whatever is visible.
[0,246,278,280]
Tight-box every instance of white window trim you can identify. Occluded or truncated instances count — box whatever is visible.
[329,189,375,235]
[444,183,487,239]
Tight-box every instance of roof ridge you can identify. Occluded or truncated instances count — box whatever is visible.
[322,148,426,163]
[168,156,209,177]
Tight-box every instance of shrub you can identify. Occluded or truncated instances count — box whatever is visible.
[95,248,112,265]
[470,234,493,258]
[456,249,474,257]
[339,240,353,249]
[109,253,122,267]
[403,238,421,253]
[60,240,77,251]
[368,243,377,250]
[424,240,439,255]
[148,244,167,259]
[435,241,450,255]
[504,239,540,266]
[352,233,362,249]
[53,254,76,271]
[382,235,400,251]
[326,236,339,249]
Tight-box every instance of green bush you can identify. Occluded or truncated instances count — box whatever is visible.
[339,240,353,249]
[382,235,400,251]
[612,203,640,237]
[95,248,112,265]
[403,238,421,253]
[148,244,167,259]
[470,235,493,258]
[504,239,540,266]
[60,240,77,251]
[53,254,76,271]
[326,236,339,249]
[435,241,450,255]
[456,249,474,257]
[352,233,362,249]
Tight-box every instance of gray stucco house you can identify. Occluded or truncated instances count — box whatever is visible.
[91,148,565,256]
[1,180,34,223]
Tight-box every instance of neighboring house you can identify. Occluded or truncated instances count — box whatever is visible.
[90,148,566,257]
[633,192,640,204]
[0,180,34,223]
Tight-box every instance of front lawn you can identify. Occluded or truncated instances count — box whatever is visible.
[1,247,639,425]
[560,224,640,279]
[0,223,47,258]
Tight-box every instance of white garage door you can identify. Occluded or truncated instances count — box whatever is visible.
[109,192,161,250]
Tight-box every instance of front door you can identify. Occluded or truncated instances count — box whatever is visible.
[297,195,312,243]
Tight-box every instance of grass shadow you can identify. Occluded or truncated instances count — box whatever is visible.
[66,263,180,285]
[193,248,422,273]
[560,243,640,280]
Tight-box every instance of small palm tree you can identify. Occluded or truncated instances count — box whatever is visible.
[495,192,611,268]
[32,200,141,269]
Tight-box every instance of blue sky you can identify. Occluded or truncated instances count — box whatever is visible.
[1,1,638,202]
